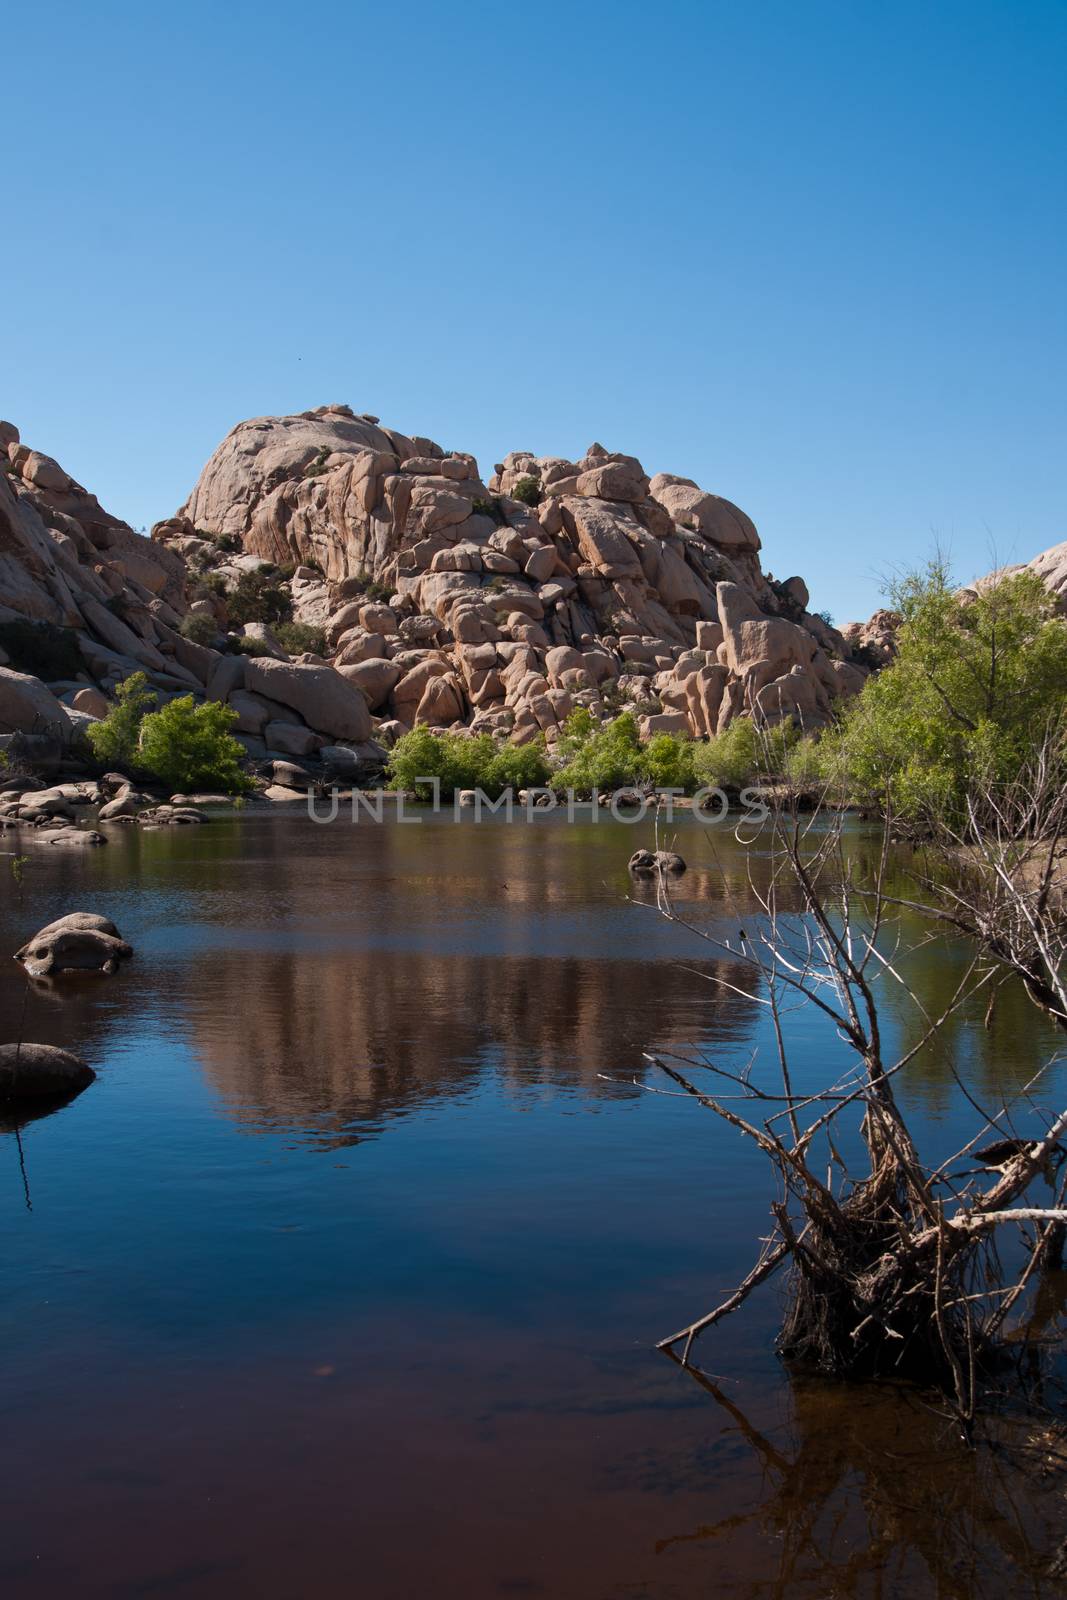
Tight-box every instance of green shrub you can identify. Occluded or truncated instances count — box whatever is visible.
[511,475,542,507]
[226,569,294,627]
[137,697,251,794]
[86,672,157,770]
[214,532,241,554]
[274,622,326,657]
[471,497,506,526]
[387,727,549,800]
[641,732,698,791]
[179,613,220,647]
[551,710,645,794]
[830,560,1067,825]
[691,719,795,791]
[343,571,393,604]
[782,734,828,789]
[0,620,86,681]
[483,740,551,794]
[231,636,272,656]
[190,573,228,600]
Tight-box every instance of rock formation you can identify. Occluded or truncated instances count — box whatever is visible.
[7,402,1057,771]
[151,404,874,755]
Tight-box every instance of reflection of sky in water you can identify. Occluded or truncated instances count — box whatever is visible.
[0,812,1063,1598]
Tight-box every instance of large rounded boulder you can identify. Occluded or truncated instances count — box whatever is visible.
[15,913,132,977]
[0,1044,95,1102]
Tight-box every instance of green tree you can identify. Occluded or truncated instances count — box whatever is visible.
[833,560,1067,823]
[86,672,157,770]
[137,697,251,793]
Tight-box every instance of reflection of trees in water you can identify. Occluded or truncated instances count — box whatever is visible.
[658,1358,1067,1599]
[190,948,761,1147]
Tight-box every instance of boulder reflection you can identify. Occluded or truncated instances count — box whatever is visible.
[192,947,762,1148]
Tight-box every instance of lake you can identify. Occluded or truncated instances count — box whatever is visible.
[1,807,1065,1598]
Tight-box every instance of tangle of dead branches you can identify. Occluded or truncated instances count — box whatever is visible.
[619,741,1067,1424]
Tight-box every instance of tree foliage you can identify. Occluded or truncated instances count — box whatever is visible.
[833,560,1067,823]
[137,696,251,793]
[86,674,250,792]
[86,672,156,769]
[387,727,550,800]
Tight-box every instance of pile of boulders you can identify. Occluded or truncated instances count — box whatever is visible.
[150,406,877,757]
[5,404,1064,781]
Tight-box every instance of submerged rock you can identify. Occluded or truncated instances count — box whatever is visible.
[628,849,686,876]
[0,1043,95,1102]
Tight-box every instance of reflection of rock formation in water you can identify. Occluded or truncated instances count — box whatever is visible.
[192,947,761,1148]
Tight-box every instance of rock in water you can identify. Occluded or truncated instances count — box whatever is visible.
[0,1044,95,1101]
[628,849,686,876]
[15,913,132,976]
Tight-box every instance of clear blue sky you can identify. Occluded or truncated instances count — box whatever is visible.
[4,0,1064,622]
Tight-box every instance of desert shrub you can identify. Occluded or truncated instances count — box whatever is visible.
[214,532,241,554]
[387,727,549,800]
[231,636,272,656]
[640,732,698,791]
[691,719,759,789]
[830,561,1067,825]
[274,622,326,657]
[0,619,86,681]
[86,672,157,770]
[691,718,796,791]
[483,740,551,795]
[188,573,227,603]
[782,734,828,789]
[551,710,645,794]
[471,497,506,526]
[511,475,542,507]
[343,571,393,604]
[137,697,251,794]
[225,569,294,627]
[179,613,220,646]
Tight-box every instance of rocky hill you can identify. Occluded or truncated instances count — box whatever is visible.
[148,403,870,757]
[5,403,1058,772]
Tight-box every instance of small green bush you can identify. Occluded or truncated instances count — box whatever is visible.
[231,637,272,657]
[471,497,506,526]
[274,622,326,657]
[190,573,227,600]
[179,613,220,647]
[137,696,251,794]
[226,569,294,627]
[214,532,241,554]
[511,475,542,507]
[0,620,86,681]
[86,672,157,770]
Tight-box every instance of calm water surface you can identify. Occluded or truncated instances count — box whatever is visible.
[1,809,1064,1599]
